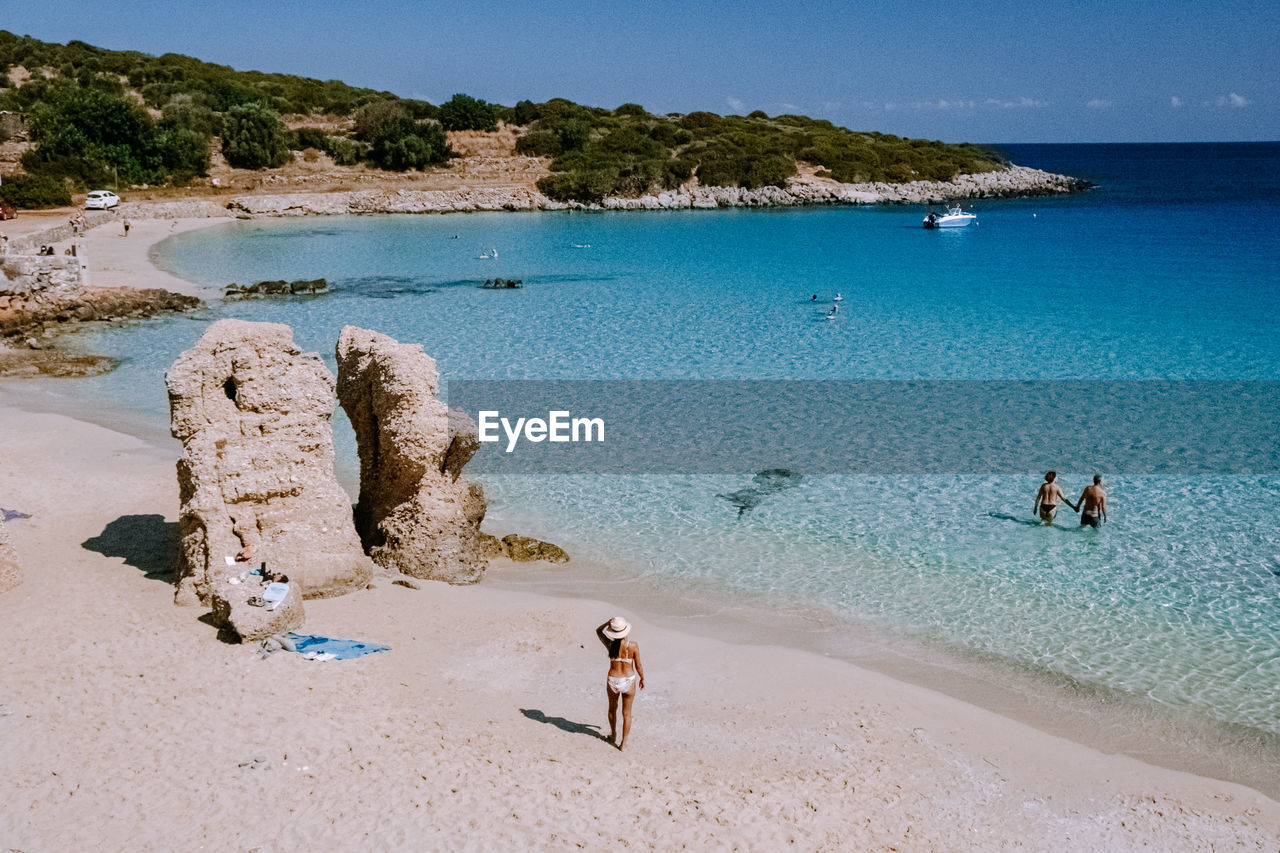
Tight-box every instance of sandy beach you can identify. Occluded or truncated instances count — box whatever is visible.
[1,216,1279,851]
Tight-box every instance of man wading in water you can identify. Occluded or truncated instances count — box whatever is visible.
[1075,475,1108,528]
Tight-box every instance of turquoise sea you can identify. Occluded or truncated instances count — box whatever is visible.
[51,143,1280,792]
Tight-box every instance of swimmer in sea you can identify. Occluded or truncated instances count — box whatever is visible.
[1034,471,1074,524]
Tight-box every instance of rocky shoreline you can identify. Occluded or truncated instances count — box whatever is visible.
[135,163,1088,219]
[598,165,1089,211]
[0,285,200,341]
[1,228,203,376]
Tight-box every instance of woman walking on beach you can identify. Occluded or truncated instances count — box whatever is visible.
[597,616,645,750]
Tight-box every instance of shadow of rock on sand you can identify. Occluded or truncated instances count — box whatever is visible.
[197,611,241,645]
[82,514,180,582]
[520,708,606,742]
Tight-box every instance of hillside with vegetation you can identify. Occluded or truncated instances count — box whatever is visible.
[0,30,1008,209]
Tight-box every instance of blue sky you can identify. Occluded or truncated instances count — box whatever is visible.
[4,0,1276,142]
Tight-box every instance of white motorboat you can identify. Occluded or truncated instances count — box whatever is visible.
[923,206,977,228]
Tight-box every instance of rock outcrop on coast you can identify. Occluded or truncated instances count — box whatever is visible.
[224,278,329,298]
[497,534,569,563]
[0,283,200,339]
[0,246,200,366]
[0,522,20,595]
[335,326,490,584]
[599,165,1088,210]
[166,319,372,607]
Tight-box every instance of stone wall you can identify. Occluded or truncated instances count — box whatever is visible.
[117,199,231,220]
[1,253,84,299]
[6,209,116,254]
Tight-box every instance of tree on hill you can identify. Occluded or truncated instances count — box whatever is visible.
[512,99,539,126]
[438,93,497,132]
[367,117,450,171]
[353,99,413,141]
[220,102,290,169]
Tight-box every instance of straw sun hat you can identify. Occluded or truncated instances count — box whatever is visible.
[602,616,631,639]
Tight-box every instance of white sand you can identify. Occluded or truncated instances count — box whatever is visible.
[72,214,231,297]
[1,217,1278,850]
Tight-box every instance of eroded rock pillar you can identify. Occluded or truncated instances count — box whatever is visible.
[167,319,371,606]
[336,326,488,584]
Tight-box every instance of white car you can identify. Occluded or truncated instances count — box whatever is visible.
[85,190,119,210]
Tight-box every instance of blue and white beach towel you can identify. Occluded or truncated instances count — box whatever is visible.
[286,633,389,661]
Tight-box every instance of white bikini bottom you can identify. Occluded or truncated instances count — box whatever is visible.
[607,674,637,694]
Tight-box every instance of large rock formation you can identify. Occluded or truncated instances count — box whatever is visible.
[167,319,371,607]
[336,326,489,584]
[0,522,20,595]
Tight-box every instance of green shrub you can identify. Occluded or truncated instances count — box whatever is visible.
[353,99,409,141]
[366,117,449,171]
[512,99,539,125]
[647,123,679,147]
[403,100,440,121]
[322,136,364,166]
[221,102,290,169]
[514,128,559,156]
[438,93,497,132]
[158,125,211,180]
[679,111,720,130]
[161,93,219,136]
[289,127,329,150]
[554,118,592,152]
[663,159,693,188]
[743,152,795,188]
[0,174,72,208]
[537,169,619,204]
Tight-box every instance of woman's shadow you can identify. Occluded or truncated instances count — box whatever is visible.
[520,708,608,742]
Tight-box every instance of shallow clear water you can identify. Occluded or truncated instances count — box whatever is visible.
[59,143,1280,761]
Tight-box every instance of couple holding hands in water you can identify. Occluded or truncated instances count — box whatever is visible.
[1035,471,1108,528]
